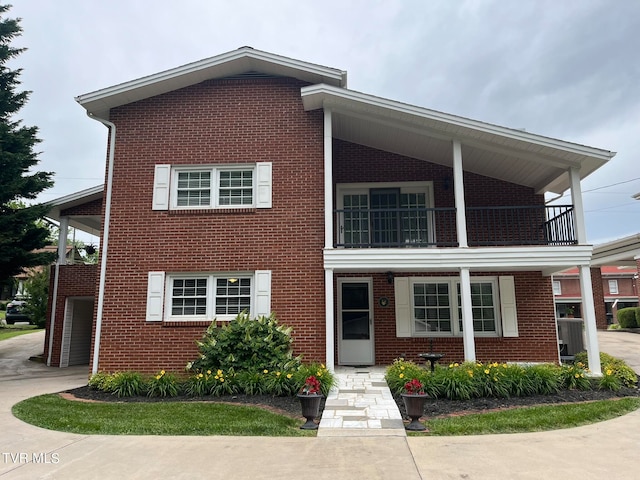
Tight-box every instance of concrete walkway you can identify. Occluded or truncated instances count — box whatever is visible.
[318,366,405,436]
[2,330,640,479]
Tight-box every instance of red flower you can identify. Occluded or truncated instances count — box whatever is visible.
[404,378,424,395]
[300,375,321,395]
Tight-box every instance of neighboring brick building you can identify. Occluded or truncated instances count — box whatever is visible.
[553,265,639,328]
[44,48,615,375]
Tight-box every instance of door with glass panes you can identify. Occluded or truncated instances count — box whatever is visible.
[338,279,374,365]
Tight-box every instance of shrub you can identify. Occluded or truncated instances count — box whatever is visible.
[88,371,113,391]
[109,372,146,397]
[385,359,429,394]
[294,363,335,396]
[559,363,591,390]
[188,312,302,373]
[147,370,181,398]
[471,362,510,398]
[524,364,561,395]
[617,307,639,328]
[574,351,638,388]
[434,362,478,400]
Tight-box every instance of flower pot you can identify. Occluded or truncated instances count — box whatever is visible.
[297,393,323,430]
[401,393,428,431]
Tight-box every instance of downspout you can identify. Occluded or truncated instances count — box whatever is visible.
[86,113,116,375]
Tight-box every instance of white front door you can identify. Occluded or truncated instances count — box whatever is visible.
[338,278,374,365]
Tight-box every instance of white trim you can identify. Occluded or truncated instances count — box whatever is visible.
[608,279,619,295]
[569,167,587,244]
[324,109,333,249]
[459,268,476,361]
[325,269,335,371]
[324,245,594,272]
[337,277,375,365]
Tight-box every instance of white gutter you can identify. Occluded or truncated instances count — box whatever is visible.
[87,113,116,375]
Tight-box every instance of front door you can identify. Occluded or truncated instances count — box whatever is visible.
[338,279,374,365]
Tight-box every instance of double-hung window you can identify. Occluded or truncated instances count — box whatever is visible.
[174,167,254,208]
[411,277,500,336]
[608,279,619,295]
[152,163,272,210]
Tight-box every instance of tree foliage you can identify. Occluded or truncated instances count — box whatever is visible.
[0,4,54,283]
[23,267,49,327]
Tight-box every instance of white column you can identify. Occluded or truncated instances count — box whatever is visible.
[57,217,69,265]
[579,265,602,375]
[452,140,468,248]
[323,109,335,371]
[324,109,333,249]
[325,269,335,371]
[459,267,476,361]
[569,167,587,244]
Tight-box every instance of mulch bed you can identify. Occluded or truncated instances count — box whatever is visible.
[62,384,640,420]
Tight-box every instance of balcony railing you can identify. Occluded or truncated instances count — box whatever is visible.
[334,205,576,248]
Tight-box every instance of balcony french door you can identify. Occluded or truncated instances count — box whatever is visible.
[338,183,433,247]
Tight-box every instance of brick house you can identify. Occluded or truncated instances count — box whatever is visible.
[44,47,615,375]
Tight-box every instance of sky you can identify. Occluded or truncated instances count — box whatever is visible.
[7,0,640,245]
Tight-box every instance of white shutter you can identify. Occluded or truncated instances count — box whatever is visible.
[254,270,272,316]
[146,272,166,322]
[255,162,272,209]
[499,276,518,337]
[152,165,171,210]
[394,277,411,337]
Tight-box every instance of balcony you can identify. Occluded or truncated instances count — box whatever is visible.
[334,205,576,248]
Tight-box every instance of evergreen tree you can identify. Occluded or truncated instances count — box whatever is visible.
[0,4,54,284]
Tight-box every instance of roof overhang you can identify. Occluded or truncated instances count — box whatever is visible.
[302,84,615,194]
[76,47,347,119]
[45,185,104,236]
[591,233,640,267]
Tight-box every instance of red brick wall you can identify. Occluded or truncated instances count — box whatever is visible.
[94,77,326,373]
[45,264,98,368]
[590,268,607,329]
[61,198,103,217]
[339,271,558,365]
[555,277,581,297]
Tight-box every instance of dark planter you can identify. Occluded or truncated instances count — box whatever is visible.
[401,393,428,431]
[297,393,323,430]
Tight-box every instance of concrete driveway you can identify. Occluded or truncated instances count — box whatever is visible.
[1,330,640,479]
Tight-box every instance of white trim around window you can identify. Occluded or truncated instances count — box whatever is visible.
[145,270,271,322]
[552,280,562,295]
[152,162,272,210]
[608,279,619,295]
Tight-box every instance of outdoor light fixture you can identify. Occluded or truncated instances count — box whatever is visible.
[387,271,394,284]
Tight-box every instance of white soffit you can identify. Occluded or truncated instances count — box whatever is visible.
[591,233,640,266]
[302,84,615,194]
[76,47,346,119]
[46,185,104,236]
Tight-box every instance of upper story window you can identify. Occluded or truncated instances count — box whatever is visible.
[174,167,254,209]
[152,163,272,211]
[552,280,562,295]
[608,279,619,295]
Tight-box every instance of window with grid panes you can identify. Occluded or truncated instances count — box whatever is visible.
[219,170,253,206]
[171,278,208,316]
[215,278,252,315]
[174,167,253,208]
[457,282,497,333]
[413,282,451,333]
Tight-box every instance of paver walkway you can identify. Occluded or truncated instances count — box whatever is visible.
[317,366,406,437]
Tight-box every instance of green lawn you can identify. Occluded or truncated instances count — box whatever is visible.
[0,324,42,341]
[13,394,315,436]
[421,397,640,435]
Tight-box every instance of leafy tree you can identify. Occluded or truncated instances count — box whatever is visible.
[23,267,49,327]
[0,4,54,284]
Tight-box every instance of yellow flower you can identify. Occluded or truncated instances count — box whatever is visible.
[606,369,613,376]
[263,369,269,374]
[399,373,404,379]
[400,366,405,370]
[155,375,161,380]
[276,371,281,376]
[454,363,459,367]
[320,364,325,369]
[493,377,498,382]
[492,362,499,368]
[207,370,212,375]
[198,373,203,378]
[575,373,580,378]
[316,371,322,377]
[220,378,224,382]
[286,373,292,379]
[160,370,165,375]
[484,369,490,374]
[502,364,508,369]
[214,375,219,380]
[476,363,482,367]
[467,370,473,377]
[217,370,222,376]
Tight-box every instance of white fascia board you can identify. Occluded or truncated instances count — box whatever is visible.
[324,245,594,272]
[76,48,346,117]
[47,185,104,208]
[591,233,640,265]
[301,84,615,161]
